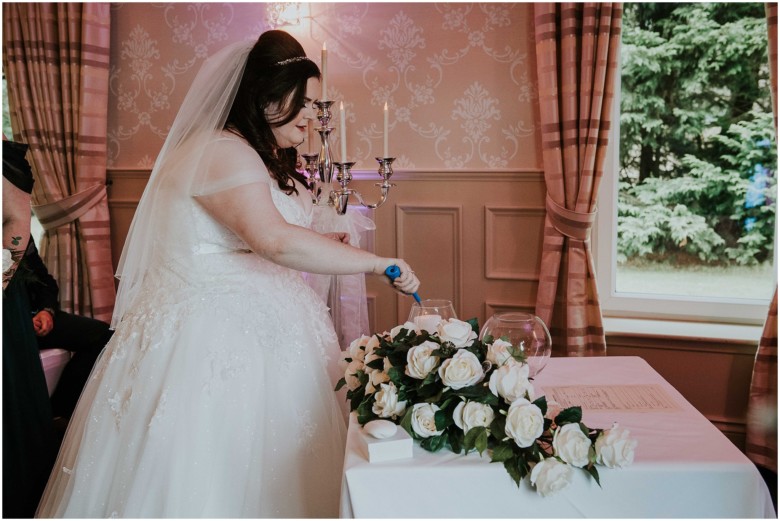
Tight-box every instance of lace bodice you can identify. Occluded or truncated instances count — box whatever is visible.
[191,180,313,255]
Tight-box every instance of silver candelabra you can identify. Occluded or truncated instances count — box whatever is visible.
[301,100,396,215]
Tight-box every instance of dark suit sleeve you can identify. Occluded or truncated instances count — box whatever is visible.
[23,237,60,314]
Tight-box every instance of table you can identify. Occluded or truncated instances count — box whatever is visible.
[340,356,775,518]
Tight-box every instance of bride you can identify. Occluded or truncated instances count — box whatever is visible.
[36,30,419,518]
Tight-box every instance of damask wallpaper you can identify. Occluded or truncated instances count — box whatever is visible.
[108,2,540,171]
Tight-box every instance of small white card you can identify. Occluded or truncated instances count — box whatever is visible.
[359,425,413,463]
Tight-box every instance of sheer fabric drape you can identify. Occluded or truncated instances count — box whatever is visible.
[746,2,778,476]
[532,3,622,356]
[2,3,115,321]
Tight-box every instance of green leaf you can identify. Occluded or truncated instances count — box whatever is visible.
[586,464,602,488]
[400,408,414,437]
[490,414,507,441]
[434,409,451,431]
[503,457,523,487]
[387,366,404,385]
[420,433,448,452]
[335,377,347,391]
[555,406,582,425]
[466,317,480,335]
[456,384,491,401]
[463,426,487,455]
[356,397,376,425]
[475,428,489,456]
[490,442,515,462]
[532,396,548,417]
[365,358,385,370]
[417,382,442,399]
[448,428,464,454]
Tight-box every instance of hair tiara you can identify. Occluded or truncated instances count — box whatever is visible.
[274,56,312,66]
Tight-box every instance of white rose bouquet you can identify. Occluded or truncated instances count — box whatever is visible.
[336,318,637,496]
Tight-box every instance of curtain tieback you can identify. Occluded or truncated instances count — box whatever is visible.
[545,193,597,240]
[32,184,106,231]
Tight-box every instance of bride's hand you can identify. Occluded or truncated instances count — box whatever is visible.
[373,258,420,296]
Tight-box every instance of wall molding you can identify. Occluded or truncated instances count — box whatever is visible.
[484,300,536,318]
[484,205,545,281]
[396,204,462,318]
[107,168,152,179]
[107,200,141,209]
[352,169,544,182]
[606,334,759,357]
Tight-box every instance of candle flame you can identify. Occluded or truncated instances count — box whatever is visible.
[323,41,327,51]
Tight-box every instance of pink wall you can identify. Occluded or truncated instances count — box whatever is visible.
[108,2,541,172]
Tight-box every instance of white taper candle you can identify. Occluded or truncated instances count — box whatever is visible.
[321,42,328,100]
[383,101,389,158]
[340,101,347,163]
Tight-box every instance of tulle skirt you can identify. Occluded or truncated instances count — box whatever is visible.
[36,253,347,518]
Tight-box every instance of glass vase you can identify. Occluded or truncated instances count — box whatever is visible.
[407,299,456,334]
[479,312,552,377]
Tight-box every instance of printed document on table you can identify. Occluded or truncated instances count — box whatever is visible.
[540,384,681,411]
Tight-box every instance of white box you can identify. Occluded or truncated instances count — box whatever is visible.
[358,424,413,463]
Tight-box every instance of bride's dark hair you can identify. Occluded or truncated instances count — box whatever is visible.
[224,30,319,195]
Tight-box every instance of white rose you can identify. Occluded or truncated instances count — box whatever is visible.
[410,403,444,438]
[371,382,407,419]
[344,359,365,391]
[338,350,351,371]
[364,367,390,394]
[438,350,484,389]
[405,341,441,379]
[530,458,573,497]
[486,338,520,367]
[504,398,544,448]
[595,422,637,468]
[364,351,391,393]
[364,335,381,356]
[552,423,592,468]
[453,401,495,434]
[347,335,370,361]
[488,363,534,403]
[2,249,12,274]
[436,318,478,348]
[390,321,420,339]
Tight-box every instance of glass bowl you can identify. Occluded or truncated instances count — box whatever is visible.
[479,312,552,377]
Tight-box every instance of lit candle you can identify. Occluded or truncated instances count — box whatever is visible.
[307,120,314,155]
[414,314,441,335]
[321,42,328,101]
[340,101,347,163]
[383,101,389,158]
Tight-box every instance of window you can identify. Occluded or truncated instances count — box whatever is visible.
[596,3,776,328]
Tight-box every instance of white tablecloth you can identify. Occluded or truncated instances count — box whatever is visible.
[340,356,775,518]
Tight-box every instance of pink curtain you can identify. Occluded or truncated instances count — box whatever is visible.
[746,2,778,475]
[533,3,622,356]
[3,3,115,321]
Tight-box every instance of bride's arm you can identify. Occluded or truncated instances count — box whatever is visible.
[195,182,419,293]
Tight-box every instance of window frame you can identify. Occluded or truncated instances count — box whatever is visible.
[594,35,777,329]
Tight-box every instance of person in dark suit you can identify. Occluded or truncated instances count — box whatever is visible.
[23,237,113,426]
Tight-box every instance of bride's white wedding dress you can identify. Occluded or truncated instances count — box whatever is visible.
[36,140,347,517]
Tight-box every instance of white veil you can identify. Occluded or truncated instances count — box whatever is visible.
[111,41,254,329]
